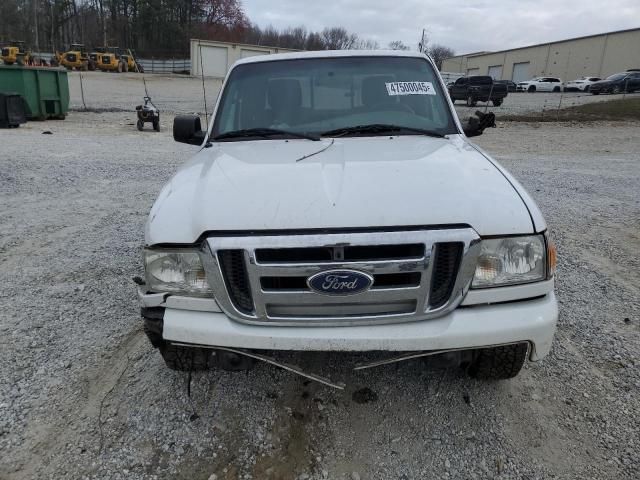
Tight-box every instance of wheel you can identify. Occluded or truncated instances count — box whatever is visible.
[612,85,621,94]
[159,343,215,371]
[466,95,477,107]
[123,61,129,73]
[137,119,144,131]
[584,85,590,92]
[592,91,600,95]
[117,61,123,73]
[553,86,561,92]
[528,85,536,93]
[81,61,88,71]
[492,98,503,106]
[88,60,96,71]
[153,119,160,131]
[467,343,529,380]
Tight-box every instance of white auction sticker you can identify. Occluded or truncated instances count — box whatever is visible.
[385,81,436,96]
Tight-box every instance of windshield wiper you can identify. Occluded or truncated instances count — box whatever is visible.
[214,128,320,141]
[321,124,446,138]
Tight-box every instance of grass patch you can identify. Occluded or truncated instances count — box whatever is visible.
[501,96,640,122]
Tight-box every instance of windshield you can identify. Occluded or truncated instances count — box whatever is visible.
[606,74,627,81]
[212,56,457,139]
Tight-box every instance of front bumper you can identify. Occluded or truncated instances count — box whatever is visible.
[157,293,558,361]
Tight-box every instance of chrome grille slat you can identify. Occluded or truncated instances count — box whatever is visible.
[252,259,426,276]
[201,228,481,327]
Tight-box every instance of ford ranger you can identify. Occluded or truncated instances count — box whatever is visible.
[138,50,558,382]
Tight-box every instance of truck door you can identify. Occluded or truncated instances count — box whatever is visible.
[451,77,467,99]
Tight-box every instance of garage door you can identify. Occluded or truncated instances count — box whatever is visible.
[240,49,269,59]
[467,68,480,76]
[488,65,502,79]
[200,45,228,77]
[512,62,530,83]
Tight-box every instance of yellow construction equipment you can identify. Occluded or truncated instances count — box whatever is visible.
[1,41,32,66]
[94,47,142,73]
[54,44,89,71]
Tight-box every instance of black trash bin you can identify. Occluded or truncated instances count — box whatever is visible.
[0,92,27,128]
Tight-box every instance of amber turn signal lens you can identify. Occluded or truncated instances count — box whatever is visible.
[547,241,557,278]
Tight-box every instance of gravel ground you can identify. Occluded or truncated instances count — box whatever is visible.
[1,105,639,480]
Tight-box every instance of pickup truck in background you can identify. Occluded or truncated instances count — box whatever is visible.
[138,51,557,385]
[448,75,508,106]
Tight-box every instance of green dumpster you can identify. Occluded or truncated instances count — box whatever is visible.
[0,66,69,120]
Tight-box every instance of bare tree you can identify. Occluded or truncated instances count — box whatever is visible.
[388,40,409,51]
[321,27,358,50]
[428,43,455,70]
[355,38,380,50]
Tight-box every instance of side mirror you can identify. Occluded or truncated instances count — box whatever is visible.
[463,110,496,138]
[173,115,206,145]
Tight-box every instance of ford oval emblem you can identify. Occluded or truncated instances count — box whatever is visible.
[307,270,374,296]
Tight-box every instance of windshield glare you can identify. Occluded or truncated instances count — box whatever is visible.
[213,56,457,139]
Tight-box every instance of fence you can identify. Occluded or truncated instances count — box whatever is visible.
[137,58,190,75]
[440,71,464,84]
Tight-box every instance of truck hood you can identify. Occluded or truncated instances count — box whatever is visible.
[146,135,535,245]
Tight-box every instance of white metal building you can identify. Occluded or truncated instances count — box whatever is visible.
[190,39,297,78]
[441,28,640,82]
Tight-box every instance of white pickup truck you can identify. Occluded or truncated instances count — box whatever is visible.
[138,50,558,382]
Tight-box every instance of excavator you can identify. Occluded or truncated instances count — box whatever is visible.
[1,41,32,65]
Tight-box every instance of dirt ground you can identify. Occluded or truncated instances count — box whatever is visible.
[1,77,639,480]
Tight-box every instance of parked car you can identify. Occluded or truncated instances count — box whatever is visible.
[564,76,601,92]
[139,50,558,382]
[494,80,517,92]
[448,75,509,106]
[516,77,563,92]
[589,71,640,95]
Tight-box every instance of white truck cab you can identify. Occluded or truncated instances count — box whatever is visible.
[139,50,558,381]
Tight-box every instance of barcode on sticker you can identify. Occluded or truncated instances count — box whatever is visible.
[385,81,436,96]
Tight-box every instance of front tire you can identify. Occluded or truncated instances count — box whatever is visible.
[492,98,503,106]
[528,85,536,93]
[137,119,144,131]
[467,343,529,380]
[612,85,621,94]
[553,86,561,92]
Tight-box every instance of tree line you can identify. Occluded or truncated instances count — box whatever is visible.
[1,0,454,67]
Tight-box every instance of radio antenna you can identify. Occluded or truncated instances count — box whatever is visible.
[142,75,150,97]
[198,40,209,129]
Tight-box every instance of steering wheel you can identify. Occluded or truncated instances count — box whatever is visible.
[369,101,416,114]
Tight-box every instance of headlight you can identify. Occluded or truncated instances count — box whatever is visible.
[143,249,213,296]
[472,235,547,288]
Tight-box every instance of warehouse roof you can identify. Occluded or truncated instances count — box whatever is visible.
[447,27,640,60]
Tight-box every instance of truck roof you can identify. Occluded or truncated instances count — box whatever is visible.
[235,49,429,66]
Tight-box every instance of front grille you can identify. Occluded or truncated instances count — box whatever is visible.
[217,250,253,314]
[261,272,421,291]
[256,244,424,263]
[205,229,479,326]
[429,243,464,309]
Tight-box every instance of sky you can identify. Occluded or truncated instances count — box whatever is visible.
[242,0,640,55]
